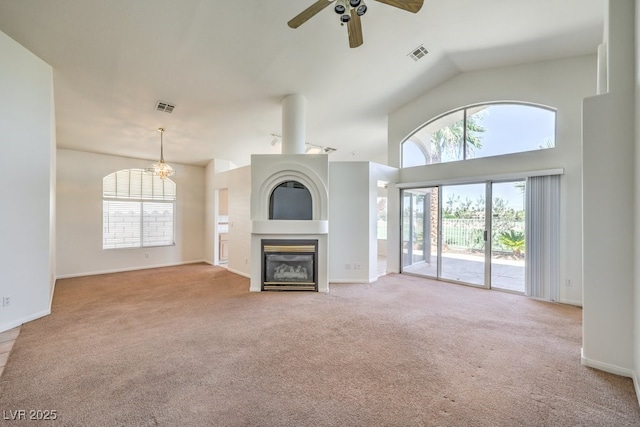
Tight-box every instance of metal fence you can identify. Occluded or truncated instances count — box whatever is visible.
[442,218,524,252]
[378,217,524,253]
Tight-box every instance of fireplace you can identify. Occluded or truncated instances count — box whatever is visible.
[250,154,329,292]
[262,239,318,291]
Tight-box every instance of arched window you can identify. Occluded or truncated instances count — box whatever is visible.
[402,139,429,168]
[103,169,176,249]
[401,103,556,168]
[269,181,312,220]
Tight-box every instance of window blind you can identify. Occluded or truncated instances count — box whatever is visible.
[103,169,176,249]
[525,175,560,300]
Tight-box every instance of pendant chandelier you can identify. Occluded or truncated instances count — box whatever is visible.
[146,127,175,180]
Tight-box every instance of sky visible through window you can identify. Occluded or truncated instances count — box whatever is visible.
[470,104,555,159]
[402,103,556,168]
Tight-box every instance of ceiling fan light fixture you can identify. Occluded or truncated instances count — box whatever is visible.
[349,0,361,7]
[356,2,367,16]
[340,13,351,23]
[334,0,346,14]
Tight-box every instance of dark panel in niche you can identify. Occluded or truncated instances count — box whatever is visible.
[269,181,312,220]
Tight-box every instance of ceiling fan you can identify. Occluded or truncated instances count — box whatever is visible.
[287,0,424,48]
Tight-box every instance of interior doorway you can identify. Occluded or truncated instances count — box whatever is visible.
[401,180,525,293]
[216,188,229,266]
[377,181,388,277]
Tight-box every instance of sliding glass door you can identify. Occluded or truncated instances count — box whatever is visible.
[490,181,525,292]
[440,184,487,286]
[402,188,437,277]
[401,180,526,293]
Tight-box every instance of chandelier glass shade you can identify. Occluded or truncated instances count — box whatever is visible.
[146,127,175,180]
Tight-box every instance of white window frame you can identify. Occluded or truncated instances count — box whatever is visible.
[102,169,176,249]
[400,102,557,168]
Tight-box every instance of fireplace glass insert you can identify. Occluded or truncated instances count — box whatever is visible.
[262,239,318,291]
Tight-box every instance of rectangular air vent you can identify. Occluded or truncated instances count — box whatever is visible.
[408,45,429,62]
[155,101,175,113]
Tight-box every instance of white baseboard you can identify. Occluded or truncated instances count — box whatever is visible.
[329,279,372,284]
[56,259,208,279]
[581,348,635,378]
[226,267,250,279]
[0,309,51,334]
[558,297,582,307]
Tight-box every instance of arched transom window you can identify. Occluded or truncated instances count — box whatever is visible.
[401,103,556,168]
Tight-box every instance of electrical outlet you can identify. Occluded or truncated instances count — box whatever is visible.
[565,279,573,286]
[145,252,149,258]
[354,263,361,270]
[3,297,10,307]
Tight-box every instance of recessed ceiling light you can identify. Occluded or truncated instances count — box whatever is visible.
[408,45,429,62]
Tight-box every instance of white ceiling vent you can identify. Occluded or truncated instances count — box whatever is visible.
[155,101,175,113]
[408,45,428,62]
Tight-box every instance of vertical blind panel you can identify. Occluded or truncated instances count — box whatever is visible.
[525,175,560,300]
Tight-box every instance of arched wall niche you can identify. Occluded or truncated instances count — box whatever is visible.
[253,163,328,221]
[269,181,312,220]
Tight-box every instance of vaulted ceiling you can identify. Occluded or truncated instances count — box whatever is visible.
[0,0,605,167]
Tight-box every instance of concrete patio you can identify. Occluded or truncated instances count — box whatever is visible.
[396,252,525,293]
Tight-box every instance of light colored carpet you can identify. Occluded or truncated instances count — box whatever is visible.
[0,263,638,426]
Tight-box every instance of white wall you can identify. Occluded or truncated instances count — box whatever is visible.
[0,31,56,332]
[582,0,636,379]
[329,162,371,283]
[328,161,398,283]
[207,165,252,278]
[56,149,205,277]
[388,55,596,305]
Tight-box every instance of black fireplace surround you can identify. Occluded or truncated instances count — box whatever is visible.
[262,239,318,291]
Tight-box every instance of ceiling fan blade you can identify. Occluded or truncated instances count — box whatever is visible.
[347,10,363,48]
[373,0,423,13]
[288,0,334,29]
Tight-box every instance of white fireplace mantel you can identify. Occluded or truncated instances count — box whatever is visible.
[251,220,328,235]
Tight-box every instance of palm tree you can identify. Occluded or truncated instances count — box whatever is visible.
[497,230,525,258]
[429,114,485,163]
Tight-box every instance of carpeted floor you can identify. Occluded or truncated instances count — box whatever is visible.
[0,263,638,426]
